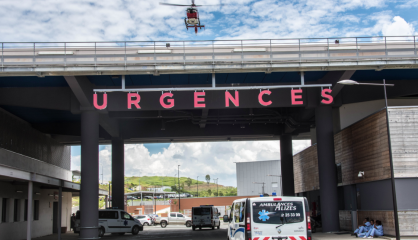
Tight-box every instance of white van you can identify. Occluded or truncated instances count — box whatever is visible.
[191,205,221,230]
[75,209,143,237]
[224,196,311,240]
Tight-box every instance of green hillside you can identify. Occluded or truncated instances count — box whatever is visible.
[124,175,237,197]
[125,176,206,187]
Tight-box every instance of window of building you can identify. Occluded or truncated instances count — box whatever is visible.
[272,182,278,188]
[14,199,19,222]
[24,200,28,221]
[2,198,8,222]
[34,200,39,220]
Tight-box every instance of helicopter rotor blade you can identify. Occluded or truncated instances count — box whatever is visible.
[159,2,191,7]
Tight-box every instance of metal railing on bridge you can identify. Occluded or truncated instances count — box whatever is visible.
[1,36,417,75]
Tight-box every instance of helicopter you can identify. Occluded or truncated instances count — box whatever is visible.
[160,0,217,34]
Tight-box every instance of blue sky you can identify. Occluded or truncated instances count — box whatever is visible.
[0,0,416,42]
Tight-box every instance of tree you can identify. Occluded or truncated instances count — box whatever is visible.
[205,175,210,184]
[208,189,212,196]
[185,177,192,188]
[213,192,218,197]
[171,185,178,192]
[219,192,224,196]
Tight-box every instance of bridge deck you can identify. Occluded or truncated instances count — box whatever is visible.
[0,36,417,76]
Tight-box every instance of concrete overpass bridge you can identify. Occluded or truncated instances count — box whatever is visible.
[0,36,418,239]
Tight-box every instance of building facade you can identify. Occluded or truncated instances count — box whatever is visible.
[236,160,282,196]
[294,104,418,236]
[0,107,76,240]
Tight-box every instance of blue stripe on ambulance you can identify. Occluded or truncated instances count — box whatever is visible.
[233,227,245,237]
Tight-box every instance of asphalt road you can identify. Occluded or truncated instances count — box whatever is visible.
[35,225,228,240]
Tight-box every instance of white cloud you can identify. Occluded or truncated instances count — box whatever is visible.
[381,16,415,36]
[71,140,311,187]
[0,0,415,42]
[396,0,418,9]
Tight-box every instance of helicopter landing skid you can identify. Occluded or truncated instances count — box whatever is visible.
[186,24,205,34]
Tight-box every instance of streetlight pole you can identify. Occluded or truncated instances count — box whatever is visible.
[267,174,283,196]
[178,165,180,212]
[253,182,265,195]
[214,178,219,196]
[197,176,199,197]
[338,79,399,240]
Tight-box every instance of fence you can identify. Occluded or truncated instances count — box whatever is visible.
[0,36,417,72]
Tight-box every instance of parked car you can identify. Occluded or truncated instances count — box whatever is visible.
[155,212,192,228]
[134,215,153,226]
[223,196,311,240]
[191,205,221,230]
[147,214,156,225]
[75,209,143,237]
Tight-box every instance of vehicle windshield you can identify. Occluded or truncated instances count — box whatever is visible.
[193,208,211,215]
[252,201,304,225]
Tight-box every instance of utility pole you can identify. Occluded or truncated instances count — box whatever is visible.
[214,178,219,196]
[178,165,181,212]
[154,186,156,214]
[101,166,103,184]
[197,176,199,197]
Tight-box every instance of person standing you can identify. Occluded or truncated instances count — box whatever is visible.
[70,213,76,232]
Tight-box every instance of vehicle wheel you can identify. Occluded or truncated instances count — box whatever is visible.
[212,225,215,230]
[199,226,202,230]
[98,227,105,237]
[192,226,196,231]
[144,222,149,226]
[186,221,192,227]
[118,232,125,235]
[217,224,220,229]
[161,221,167,228]
[132,226,140,235]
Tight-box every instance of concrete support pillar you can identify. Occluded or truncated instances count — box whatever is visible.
[27,181,33,240]
[280,134,295,196]
[58,183,62,240]
[315,105,339,232]
[111,138,125,210]
[79,110,99,239]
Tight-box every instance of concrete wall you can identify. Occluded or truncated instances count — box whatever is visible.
[339,99,418,130]
[0,181,72,240]
[0,148,72,182]
[0,107,71,170]
[388,107,418,178]
[236,160,281,196]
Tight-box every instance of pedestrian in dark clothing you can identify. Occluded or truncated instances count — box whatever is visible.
[70,213,76,231]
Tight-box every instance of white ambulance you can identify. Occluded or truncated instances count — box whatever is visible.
[223,195,311,240]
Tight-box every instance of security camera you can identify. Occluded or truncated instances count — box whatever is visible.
[358,171,365,178]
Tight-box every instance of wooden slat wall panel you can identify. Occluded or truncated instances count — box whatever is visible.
[388,108,418,178]
[339,210,353,231]
[293,145,319,193]
[294,108,418,191]
[333,110,391,185]
[358,211,418,236]
[358,211,395,236]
